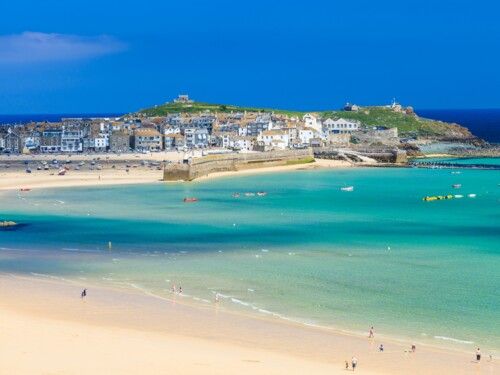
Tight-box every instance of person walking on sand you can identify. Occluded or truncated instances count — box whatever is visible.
[345,360,349,370]
[179,286,183,294]
[351,357,357,371]
[476,348,481,361]
[411,343,416,353]
[379,344,384,352]
[369,326,374,338]
[81,288,87,299]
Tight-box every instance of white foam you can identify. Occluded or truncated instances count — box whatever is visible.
[231,298,250,307]
[434,336,474,344]
[62,248,99,253]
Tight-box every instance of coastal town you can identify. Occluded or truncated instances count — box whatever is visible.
[0,95,437,156]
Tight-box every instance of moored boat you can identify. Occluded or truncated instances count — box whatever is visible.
[257,192,267,196]
[454,195,464,198]
[468,194,476,198]
[20,188,31,192]
[232,193,240,197]
[340,186,354,191]
[245,192,255,196]
[183,197,199,202]
[452,184,461,188]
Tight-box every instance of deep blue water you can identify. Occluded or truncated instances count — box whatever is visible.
[0,113,125,124]
[418,109,500,144]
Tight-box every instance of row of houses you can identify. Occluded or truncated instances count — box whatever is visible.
[0,109,380,154]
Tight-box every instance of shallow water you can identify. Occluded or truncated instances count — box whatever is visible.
[1,164,499,354]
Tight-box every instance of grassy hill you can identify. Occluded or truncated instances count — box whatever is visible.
[138,102,305,117]
[138,102,475,139]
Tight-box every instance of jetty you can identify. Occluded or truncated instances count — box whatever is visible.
[410,161,500,170]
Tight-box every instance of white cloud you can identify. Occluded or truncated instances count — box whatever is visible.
[0,32,127,63]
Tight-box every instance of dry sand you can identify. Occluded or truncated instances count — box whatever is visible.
[0,275,493,375]
[0,154,354,191]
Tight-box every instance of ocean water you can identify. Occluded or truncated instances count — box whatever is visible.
[1,166,499,355]
[418,109,500,144]
[0,113,124,124]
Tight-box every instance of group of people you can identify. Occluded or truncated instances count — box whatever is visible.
[171,285,183,294]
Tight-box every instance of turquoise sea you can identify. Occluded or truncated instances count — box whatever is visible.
[1,163,499,355]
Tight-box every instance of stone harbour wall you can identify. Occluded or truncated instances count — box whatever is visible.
[163,149,314,181]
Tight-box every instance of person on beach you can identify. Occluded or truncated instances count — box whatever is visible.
[81,288,87,299]
[179,286,183,294]
[379,344,384,352]
[345,360,349,370]
[476,348,481,361]
[351,357,357,371]
[172,284,176,293]
[411,344,416,353]
[215,293,220,303]
[369,327,374,338]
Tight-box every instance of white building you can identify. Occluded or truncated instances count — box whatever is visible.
[302,113,322,132]
[299,127,321,145]
[322,118,360,134]
[258,130,289,150]
[61,130,83,153]
[222,135,253,151]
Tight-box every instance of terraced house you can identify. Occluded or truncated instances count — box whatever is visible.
[133,128,162,152]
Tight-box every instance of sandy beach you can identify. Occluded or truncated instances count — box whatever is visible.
[0,274,494,375]
[0,152,353,191]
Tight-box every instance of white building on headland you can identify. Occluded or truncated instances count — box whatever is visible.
[173,94,194,104]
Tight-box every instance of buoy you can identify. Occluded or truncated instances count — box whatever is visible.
[108,241,112,249]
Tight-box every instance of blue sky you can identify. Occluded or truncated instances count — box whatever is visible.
[0,0,498,113]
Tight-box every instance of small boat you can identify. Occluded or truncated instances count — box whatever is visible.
[452,184,461,188]
[257,192,267,196]
[244,192,255,196]
[468,194,476,198]
[20,188,31,192]
[454,195,464,198]
[341,186,354,192]
[58,168,68,176]
[232,193,240,197]
[183,197,199,203]
[451,171,461,174]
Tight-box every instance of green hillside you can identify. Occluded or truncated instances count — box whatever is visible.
[138,102,305,117]
[138,102,474,138]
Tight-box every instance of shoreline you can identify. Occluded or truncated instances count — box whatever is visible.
[0,157,356,191]
[0,273,492,375]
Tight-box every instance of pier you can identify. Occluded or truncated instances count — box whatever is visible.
[410,161,500,170]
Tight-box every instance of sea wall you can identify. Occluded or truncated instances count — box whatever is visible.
[163,149,314,181]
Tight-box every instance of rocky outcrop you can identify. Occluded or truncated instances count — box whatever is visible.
[399,143,423,157]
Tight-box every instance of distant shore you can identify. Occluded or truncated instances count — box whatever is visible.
[0,273,491,375]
